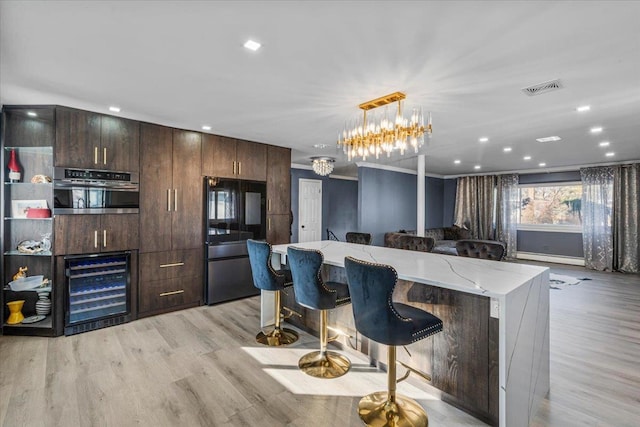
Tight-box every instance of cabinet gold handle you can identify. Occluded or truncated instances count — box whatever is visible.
[174,189,178,211]
[94,230,98,248]
[268,217,271,230]
[167,189,171,211]
[268,199,271,212]
[103,147,107,165]
[94,147,98,164]
[103,230,107,247]
[233,161,236,175]
[238,161,242,175]
[159,262,185,268]
[159,289,185,297]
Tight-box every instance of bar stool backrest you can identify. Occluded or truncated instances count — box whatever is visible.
[247,239,284,291]
[345,232,373,245]
[287,247,338,310]
[344,256,414,346]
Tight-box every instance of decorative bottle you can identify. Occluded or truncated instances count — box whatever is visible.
[7,149,21,182]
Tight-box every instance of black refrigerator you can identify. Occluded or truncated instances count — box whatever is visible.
[204,177,267,304]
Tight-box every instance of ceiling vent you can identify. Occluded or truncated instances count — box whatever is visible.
[521,79,563,96]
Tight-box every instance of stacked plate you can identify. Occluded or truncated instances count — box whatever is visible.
[35,292,51,316]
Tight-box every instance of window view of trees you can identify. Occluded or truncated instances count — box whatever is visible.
[519,184,582,226]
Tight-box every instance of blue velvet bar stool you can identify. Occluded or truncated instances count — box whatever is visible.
[344,256,443,427]
[247,239,299,346]
[287,246,352,379]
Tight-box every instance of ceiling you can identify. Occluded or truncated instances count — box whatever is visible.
[1,1,639,177]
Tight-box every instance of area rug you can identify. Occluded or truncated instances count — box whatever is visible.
[549,273,591,289]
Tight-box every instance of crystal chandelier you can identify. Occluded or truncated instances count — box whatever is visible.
[337,92,432,162]
[311,156,335,176]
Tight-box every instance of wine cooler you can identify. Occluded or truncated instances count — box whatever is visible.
[64,251,132,335]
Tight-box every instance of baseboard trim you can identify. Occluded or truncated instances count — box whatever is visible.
[516,252,585,266]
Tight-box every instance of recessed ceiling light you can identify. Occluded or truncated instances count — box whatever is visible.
[536,136,561,143]
[474,165,481,170]
[202,125,212,131]
[576,105,591,112]
[523,156,532,161]
[244,40,261,51]
[313,144,328,149]
[109,106,121,113]
[605,152,615,157]
[454,159,461,164]
[539,162,546,167]
[27,111,37,117]
[478,137,489,143]
[590,126,603,133]
[503,147,512,152]
[599,141,610,147]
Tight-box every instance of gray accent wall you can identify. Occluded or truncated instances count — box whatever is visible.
[443,178,457,226]
[326,178,358,242]
[357,167,446,246]
[290,168,358,243]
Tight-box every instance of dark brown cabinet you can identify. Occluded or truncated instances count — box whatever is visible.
[55,107,139,171]
[138,249,202,316]
[138,124,203,317]
[265,145,291,244]
[202,134,267,181]
[139,124,202,253]
[267,214,291,245]
[54,214,139,255]
[266,145,291,215]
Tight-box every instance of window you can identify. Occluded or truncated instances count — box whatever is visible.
[517,182,583,232]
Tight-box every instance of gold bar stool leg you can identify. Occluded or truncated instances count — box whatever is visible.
[298,309,351,379]
[358,346,429,426]
[256,290,298,346]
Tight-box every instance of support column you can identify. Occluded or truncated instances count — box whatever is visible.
[417,154,425,237]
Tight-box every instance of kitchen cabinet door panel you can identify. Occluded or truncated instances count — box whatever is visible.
[101,116,140,172]
[138,276,202,315]
[54,215,101,255]
[267,214,291,245]
[201,134,236,178]
[101,214,139,252]
[171,130,203,251]
[267,145,291,215]
[55,107,101,169]
[139,249,202,282]
[139,123,173,253]
[236,139,266,181]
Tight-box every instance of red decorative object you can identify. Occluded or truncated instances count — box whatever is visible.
[7,149,21,182]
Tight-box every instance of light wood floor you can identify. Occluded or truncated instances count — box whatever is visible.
[1,263,639,427]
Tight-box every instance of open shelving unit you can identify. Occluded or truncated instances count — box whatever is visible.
[1,106,61,336]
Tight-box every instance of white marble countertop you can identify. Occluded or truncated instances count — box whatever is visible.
[272,240,549,298]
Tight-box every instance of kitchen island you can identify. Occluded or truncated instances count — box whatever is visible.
[263,241,549,427]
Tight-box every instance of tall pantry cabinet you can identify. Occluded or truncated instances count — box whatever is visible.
[138,123,203,317]
[266,145,291,244]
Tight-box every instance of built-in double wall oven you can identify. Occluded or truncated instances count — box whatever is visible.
[53,167,139,214]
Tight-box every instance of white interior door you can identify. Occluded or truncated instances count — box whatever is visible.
[298,178,322,242]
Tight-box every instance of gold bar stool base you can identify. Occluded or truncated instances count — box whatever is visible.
[256,327,299,346]
[298,350,351,379]
[358,392,428,427]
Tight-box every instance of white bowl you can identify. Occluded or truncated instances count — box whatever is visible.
[9,275,44,291]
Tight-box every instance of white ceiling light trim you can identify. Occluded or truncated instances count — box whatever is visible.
[244,40,261,51]
[536,136,561,143]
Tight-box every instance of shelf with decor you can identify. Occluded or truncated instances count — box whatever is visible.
[2,105,60,336]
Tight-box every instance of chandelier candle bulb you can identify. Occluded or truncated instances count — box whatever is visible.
[338,91,431,162]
